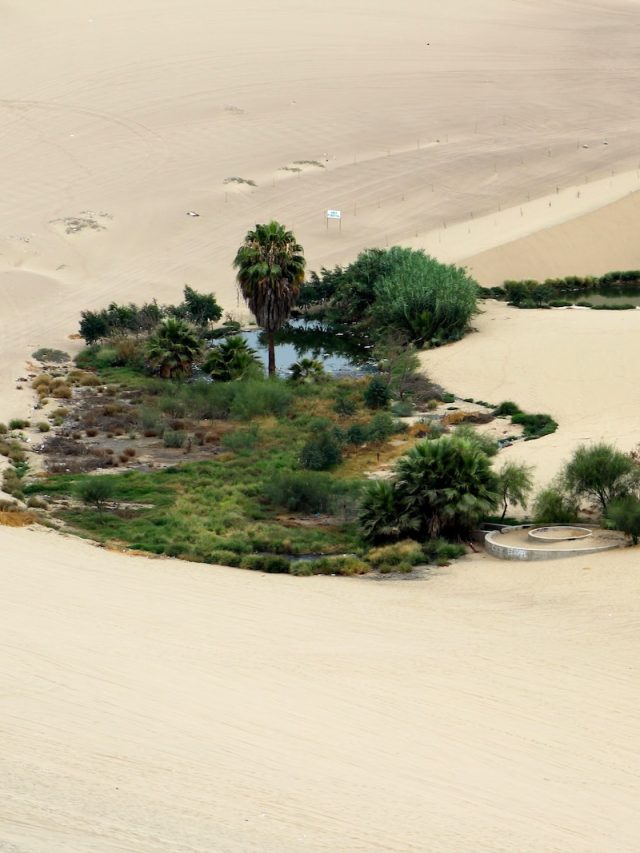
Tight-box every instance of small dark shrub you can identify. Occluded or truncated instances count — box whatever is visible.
[333,394,357,417]
[364,376,391,409]
[9,419,30,430]
[300,431,343,470]
[494,400,522,417]
[163,430,186,448]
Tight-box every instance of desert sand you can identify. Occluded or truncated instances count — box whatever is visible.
[3,1,640,850]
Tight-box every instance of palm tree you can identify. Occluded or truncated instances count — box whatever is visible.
[289,357,325,383]
[234,221,306,376]
[203,336,261,382]
[146,317,202,379]
[359,479,419,543]
[394,436,500,539]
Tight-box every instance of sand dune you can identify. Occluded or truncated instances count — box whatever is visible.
[3,526,640,852]
[3,1,640,850]
[425,299,640,489]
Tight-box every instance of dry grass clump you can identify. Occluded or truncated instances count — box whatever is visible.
[0,510,35,527]
[52,382,72,399]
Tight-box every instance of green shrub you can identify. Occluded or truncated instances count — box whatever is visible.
[345,423,368,445]
[391,400,414,417]
[494,400,522,417]
[163,430,187,448]
[454,424,499,457]
[366,411,403,442]
[367,539,424,569]
[563,442,637,512]
[422,538,466,564]
[240,554,291,573]
[511,412,557,440]
[364,376,391,409]
[264,471,335,513]
[333,394,357,416]
[371,250,478,346]
[290,556,370,576]
[206,550,242,567]
[37,421,50,433]
[300,431,342,470]
[533,486,579,524]
[76,477,116,514]
[222,424,261,453]
[8,419,29,430]
[441,392,455,404]
[32,348,70,363]
[230,379,292,420]
[605,496,640,544]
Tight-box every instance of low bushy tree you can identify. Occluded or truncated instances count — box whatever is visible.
[496,461,534,519]
[77,477,115,517]
[533,483,579,524]
[364,376,391,409]
[606,496,640,544]
[300,430,342,471]
[563,443,637,512]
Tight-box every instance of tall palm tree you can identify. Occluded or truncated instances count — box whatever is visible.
[234,221,306,376]
[146,317,202,379]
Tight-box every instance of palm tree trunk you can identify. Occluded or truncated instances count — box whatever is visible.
[267,331,276,376]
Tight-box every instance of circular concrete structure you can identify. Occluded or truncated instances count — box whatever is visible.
[485,525,624,561]
[528,526,592,542]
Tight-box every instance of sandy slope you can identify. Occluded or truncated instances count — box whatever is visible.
[3,526,640,853]
[425,299,640,488]
[2,0,640,416]
[3,1,640,850]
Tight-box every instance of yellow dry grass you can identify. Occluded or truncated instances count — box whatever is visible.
[0,510,35,527]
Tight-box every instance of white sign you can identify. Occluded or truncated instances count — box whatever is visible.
[326,209,342,220]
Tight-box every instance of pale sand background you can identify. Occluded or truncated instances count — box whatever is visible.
[2,1,640,850]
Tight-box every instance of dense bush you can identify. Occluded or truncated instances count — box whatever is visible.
[360,436,499,542]
[76,477,116,514]
[78,287,221,344]
[605,496,640,544]
[300,430,342,470]
[240,554,291,573]
[299,246,477,347]
[364,376,391,409]
[372,251,478,346]
[32,348,70,363]
[511,412,558,440]
[264,471,335,513]
[563,443,637,512]
[533,485,579,524]
[163,429,187,448]
[494,400,522,417]
[230,379,293,420]
[221,424,261,453]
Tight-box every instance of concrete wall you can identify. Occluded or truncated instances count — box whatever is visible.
[485,528,622,561]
